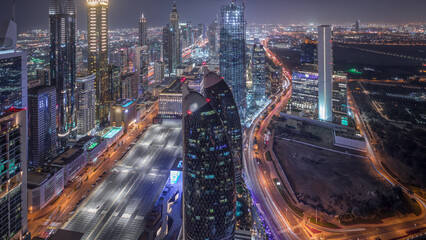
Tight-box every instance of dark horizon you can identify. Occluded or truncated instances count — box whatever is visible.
[1,0,426,33]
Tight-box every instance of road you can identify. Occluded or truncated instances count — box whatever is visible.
[63,120,182,240]
[28,103,159,238]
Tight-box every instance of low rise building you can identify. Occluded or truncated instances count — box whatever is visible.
[75,136,107,165]
[159,79,183,119]
[101,127,124,147]
[51,148,86,183]
[27,166,64,212]
[110,99,137,132]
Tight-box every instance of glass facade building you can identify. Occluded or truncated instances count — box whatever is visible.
[138,13,147,46]
[220,0,246,117]
[318,25,333,122]
[28,86,57,167]
[251,42,266,106]
[291,71,319,116]
[203,72,243,185]
[49,0,77,148]
[183,87,236,240]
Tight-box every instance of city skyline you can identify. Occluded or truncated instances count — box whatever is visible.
[2,0,426,32]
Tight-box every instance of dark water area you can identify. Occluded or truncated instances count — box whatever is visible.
[272,44,426,79]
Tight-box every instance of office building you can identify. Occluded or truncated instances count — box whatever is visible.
[107,64,120,101]
[251,42,266,106]
[139,13,147,46]
[0,109,29,240]
[182,86,236,240]
[162,3,181,75]
[110,99,137,132]
[120,72,139,100]
[51,148,86,183]
[36,68,50,86]
[159,78,183,118]
[354,19,360,32]
[208,19,219,59]
[300,38,317,64]
[318,25,333,122]
[76,74,96,136]
[154,60,165,84]
[204,72,243,186]
[0,6,29,237]
[28,86,57,167]
[27,166,64,212]
[332,73,348,126]
[49,0,77,148]
[220,0,246,117]
[290,70,319,118]
[87,0,109,125]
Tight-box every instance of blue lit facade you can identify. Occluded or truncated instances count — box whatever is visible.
[49,0,77,148]
[220,0,246,117]
[183,87,236,240]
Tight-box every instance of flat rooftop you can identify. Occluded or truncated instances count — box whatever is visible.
[102,127,123,139]
[161,78,183,95]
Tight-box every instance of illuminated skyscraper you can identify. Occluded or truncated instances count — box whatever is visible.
[318,25,333,122]
[138,13,147,46]
[49,0,77,148]
[183,85,236,240]
[76,74,96,135]
[28,86,57,167]
[0,2,29,237]
[203,71,243,186]
[220,0,246,117]
[251,42,266,105]
[87,0,109,125]
[162,3,181,75]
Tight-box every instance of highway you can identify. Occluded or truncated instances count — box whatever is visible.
[28,103,159,238]
[63,120,182,240]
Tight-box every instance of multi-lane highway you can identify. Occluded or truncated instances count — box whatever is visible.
[63,121,182,240]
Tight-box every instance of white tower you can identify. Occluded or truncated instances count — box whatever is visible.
[318,25,333,122]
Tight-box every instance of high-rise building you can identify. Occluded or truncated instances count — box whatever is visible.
[220,0,246,117]
[251,42,266,106]
[87,0,109,125]
[162,3,181,75]
[49,0,77,148]
[208,19,219,59]
[28,86,57,167]
[0,4,29,236]
[300,38,317,64]
[354,19,360,32]
[203,72,243,185]
[318,25,333,122]
[154,60,165,83]
[139,13,147,46]
[290,70,319,117]
[107,64,120,101]
[182,85,236,240]
[332,73,348,126]
[76,74,96,136]
[36,68,50,86]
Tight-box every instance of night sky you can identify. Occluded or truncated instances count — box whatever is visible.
[2,0,426,32]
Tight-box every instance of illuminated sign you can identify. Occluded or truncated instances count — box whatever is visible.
[170,171,181,184]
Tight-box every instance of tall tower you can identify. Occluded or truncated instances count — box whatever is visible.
[28,86,57,167]
[318,25,333,122]
[87,0,109,126]
[49,0,77,149]
[76,74,96,135]
[0,1,29,237]
[183,85,236,240]
[220,0,246,118]
[163,3,181,74]
[251,42,266,105]
[203,71,243,186]
[139,13,147,46]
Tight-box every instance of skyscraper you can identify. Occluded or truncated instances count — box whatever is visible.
[87,0,109,125]
[208,19,219,59]
[76,74,96,136]
[28,86,57,167]
[0,3,28,237]
[251,42,266,106]
[49,0,77,148]
[139,13,147,46]
[162,3,181,75]
[183,85,236,240]
[203,71,243,186]
[220,0,246,117]
[318,25,333,122]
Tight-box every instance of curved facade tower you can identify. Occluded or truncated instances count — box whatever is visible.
[49,0,77,149]
[203,72,243,186]
[182,86,236,240]
[220,0,246,118]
